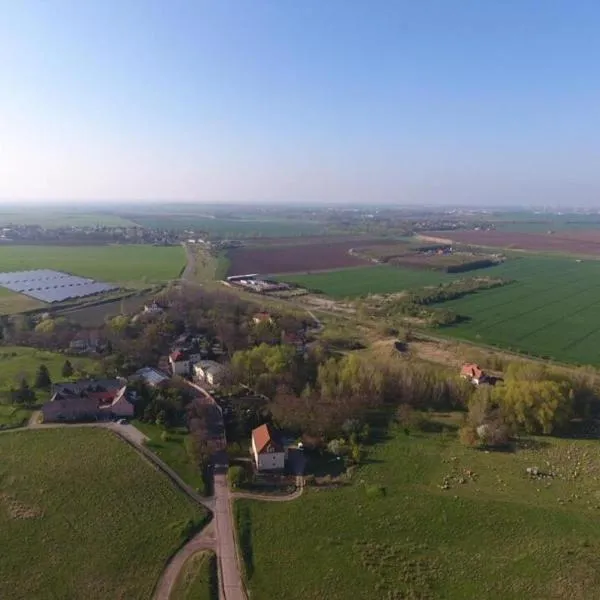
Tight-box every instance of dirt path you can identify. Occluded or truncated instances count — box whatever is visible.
[181,242,195,281]
[232,487,304,502]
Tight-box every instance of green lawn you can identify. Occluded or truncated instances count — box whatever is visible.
[0,404,31,427]
[237,426,600,600]
[435,256,600,365]
[0,346,97,394]
[0,428,207,600]
[134,421,206,494]
[171,551,218,600]
[0,244,184,286]
[282,265,455,298]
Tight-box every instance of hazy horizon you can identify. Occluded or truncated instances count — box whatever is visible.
[2,2,600,206]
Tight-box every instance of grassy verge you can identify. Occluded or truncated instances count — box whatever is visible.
[133,421,207,494]
[170,550,218,600]
[0,404,32,428]
[0,428,207,600]
[236,422,600,600]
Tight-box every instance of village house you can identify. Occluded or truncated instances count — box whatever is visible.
[251,423,286,471]
[169,350,190,376]
[133,367,170,388]
[69,329,105,353]
[42,380,135,423]
[143,301,165,315]
[460,363,487,385]
[193,360,225,386]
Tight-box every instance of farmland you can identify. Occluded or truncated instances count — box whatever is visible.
[0,244,184,287]
[427,228,600,255]
[0,209,137,228]
[0,428,207,600]
[171,551,218,600]
[432,256,600,365]
[282,265,454,298]
[227,238,399,276]
[237,426,600,600]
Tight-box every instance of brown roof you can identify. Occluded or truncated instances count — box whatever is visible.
[170,350,186,362]
[252,423,283,454]
[461,363,485,379]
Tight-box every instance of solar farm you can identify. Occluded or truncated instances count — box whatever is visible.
[0,269,118,303]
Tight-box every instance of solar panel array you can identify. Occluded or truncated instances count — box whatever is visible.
[0,269,118,303]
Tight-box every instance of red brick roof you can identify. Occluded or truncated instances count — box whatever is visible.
[252,423,283,454]
[461,363,485,379]
[170,350,186,362]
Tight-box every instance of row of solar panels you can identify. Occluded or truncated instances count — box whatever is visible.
[0,269,75,284]
[2,281,118,303]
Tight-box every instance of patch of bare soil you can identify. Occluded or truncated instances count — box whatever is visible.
[0,493,44,520]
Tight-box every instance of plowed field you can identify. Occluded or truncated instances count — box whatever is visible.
[426,229,600,255]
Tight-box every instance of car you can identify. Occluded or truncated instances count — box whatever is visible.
[117,418,128,425]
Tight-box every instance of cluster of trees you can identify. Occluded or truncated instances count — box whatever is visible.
[131,378,194,429]
[459,363,600,447]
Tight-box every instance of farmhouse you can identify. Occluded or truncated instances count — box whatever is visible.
[460,363,487,385]
[69,329,105,353]
[169,350,189,376]
[251,423,286,471]
[42,381,135,423]
[193,360,225,386]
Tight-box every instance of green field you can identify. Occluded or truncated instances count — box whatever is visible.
[0,210,137,228]
[237,426,600,600]
[171,551,218,600]
[0,428,207,600]
[134,421,206,494]
[0,244,184,286]
[282,265,455,298]
[0,404,31,427]
[435,256,600,365]
[0,346,97,391]
[130,214,324,237]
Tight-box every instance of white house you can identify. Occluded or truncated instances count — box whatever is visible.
[251,424,285,471]
[193,360,225,386]
[169,350,189,376]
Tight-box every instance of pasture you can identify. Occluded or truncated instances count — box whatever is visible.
[237,426,600,600]
[0,210,137,228]
[437,256,600,365]
[0,428,207,600]
[282,265,454,298]
[0,244,184,287]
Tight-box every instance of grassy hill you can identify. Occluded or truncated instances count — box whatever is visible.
[237,423,600,599]
[0,428,207,599]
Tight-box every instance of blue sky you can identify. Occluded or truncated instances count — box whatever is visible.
[1,1,599,205]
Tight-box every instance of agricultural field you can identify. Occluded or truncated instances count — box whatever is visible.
[227,238,399,276]
[427,228,600,255]
[436,256,600,365]
[0,209,137,228]
[0,286,45,314]
[0,346,98,395]
[237,426,600,600]
[0,428,207,600]
[0,244,184,288]
[171,551,218,600]
[128,214,324,237]
[282,265,455,298]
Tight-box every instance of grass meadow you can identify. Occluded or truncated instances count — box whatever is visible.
[282,264,454,298]
[0,428,207,600]
[0,210,137,228]
[236,425,600,600]
[0,244,184,286]
[170,550,218,600]
[437,256,600,365]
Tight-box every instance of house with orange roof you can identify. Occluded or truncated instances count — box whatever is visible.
[460,363,487,385]
[251,423,285,471]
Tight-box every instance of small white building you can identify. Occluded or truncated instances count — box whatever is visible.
[251,424,286,471]
[193,360,225,386]
[169,350,189,376]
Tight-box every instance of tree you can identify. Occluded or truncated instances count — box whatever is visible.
[61,359,74,378]
[227,465,247,489]
[34,364,52,389]
[15,378,36,405]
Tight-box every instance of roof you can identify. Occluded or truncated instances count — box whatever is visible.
[252,423,284,454]
[461,363,485,379]
[170,350,186,362]
[42,397,99,420]
[133,367,169,387]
